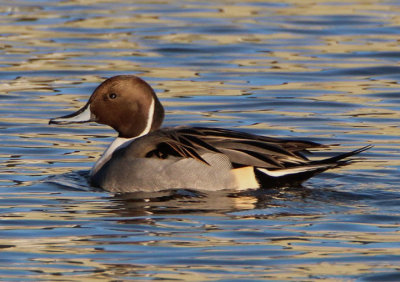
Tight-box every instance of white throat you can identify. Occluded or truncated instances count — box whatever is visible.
[90,98,155,177]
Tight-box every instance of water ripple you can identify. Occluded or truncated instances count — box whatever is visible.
[0,0,400,280]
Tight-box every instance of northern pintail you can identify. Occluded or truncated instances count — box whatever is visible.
[49,75,371,193]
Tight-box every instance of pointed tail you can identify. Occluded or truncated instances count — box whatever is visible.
[255,145,372,187]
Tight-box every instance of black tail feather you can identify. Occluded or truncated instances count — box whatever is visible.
[256,145,372,188]
[311,145,373,166]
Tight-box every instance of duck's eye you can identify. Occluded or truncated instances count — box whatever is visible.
[109,93,117,99]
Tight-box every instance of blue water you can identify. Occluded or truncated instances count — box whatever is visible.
[0,0,400,280]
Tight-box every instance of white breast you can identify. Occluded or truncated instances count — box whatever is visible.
[90,137,135,177]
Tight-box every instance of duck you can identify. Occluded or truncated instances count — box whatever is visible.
[49,75,371,193]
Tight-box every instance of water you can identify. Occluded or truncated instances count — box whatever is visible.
[1,0,400,280]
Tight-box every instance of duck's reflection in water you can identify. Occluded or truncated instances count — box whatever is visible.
[108,186,316,217]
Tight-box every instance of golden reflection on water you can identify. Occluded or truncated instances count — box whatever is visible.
[0,0,400,280]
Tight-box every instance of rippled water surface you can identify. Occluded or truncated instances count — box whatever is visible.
[1,0,400,280]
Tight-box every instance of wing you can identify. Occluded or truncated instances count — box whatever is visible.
[132,127,325,169]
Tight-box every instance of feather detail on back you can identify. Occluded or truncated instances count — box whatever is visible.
[120,127,371,188]
[135,127,324,169]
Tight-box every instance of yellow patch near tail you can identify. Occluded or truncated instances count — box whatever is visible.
[232,166,260,190]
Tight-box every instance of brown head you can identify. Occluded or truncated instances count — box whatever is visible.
[49,75,165,138]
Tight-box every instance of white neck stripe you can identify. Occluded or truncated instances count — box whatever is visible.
[139,97,155,137]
